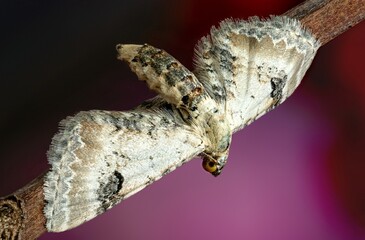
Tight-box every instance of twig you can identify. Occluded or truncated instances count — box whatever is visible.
[0,173,46,240]
[1,1,364,239]
[284,0,365,45]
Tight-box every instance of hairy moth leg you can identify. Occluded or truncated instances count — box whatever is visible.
[117,44,203,110]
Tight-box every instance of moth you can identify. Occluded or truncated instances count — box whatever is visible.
[44,16,320,232]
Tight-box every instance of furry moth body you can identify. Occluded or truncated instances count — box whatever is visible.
[44,16,320,232]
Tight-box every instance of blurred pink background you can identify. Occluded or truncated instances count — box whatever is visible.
[1,1,365,239]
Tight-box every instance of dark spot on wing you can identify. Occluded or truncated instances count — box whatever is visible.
[97,171,124,214]
[270,76,287,108]
[182,95,189,105]
[150,52,174,75]
[164,67,189,87]
[211,84,226,102]
[214,46,235,73]
[165,71,176,86]
[103,113,123,132]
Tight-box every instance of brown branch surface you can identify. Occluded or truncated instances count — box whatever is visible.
[0,173,46,240]
[0,1,364,239]
[284,0,365,45]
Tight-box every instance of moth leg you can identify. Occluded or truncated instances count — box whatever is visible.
[117,44,203,110]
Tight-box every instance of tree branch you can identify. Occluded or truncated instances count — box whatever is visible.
[284,0,365,45]
[1,0,364,239]
[0,173,46,240]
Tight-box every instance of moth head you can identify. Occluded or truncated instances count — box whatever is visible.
[202,154,227,177]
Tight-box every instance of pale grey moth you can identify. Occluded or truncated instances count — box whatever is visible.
[44,16,320,232]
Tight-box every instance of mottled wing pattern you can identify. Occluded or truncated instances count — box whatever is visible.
[194,16,320,132]
[117,44,204,111]
[44,16,321,233]
[44,98,204,232]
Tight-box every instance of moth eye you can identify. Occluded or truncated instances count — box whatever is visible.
[202,158,218,173]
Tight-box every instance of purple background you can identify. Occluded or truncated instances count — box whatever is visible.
[1,1,365,239]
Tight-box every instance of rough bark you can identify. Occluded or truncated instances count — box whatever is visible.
[284,0,365,45]
[0,173,46,240]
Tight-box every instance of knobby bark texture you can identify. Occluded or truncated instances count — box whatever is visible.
[0,173,46,240]
[0,0,364,239]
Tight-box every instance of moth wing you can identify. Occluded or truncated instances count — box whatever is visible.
[44,98,204,232]
[194,16,320,132]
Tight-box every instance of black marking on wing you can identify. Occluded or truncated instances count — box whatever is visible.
[97,171,124,214]
[270,76,287,108]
